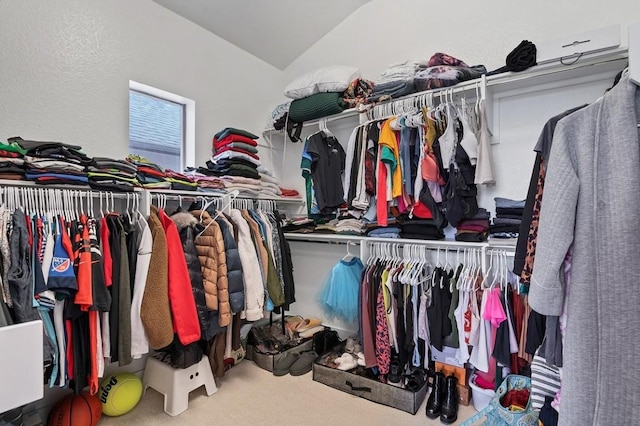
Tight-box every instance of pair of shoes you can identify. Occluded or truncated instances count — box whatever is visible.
[425,372,458,424]
[273,352,299,376]
[335,353,358,371]
[294,318,322,333]
[404,369,426,392]
[356,352,365,366]
[289,351,318,376]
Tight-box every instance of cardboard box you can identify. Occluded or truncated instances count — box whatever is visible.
[435,362,468,386]
[458,384,471,406]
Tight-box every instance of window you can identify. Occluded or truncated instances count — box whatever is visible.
[129,81,195,171]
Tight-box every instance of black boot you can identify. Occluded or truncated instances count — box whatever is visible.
[425,371,445,419]
[440,374,458,424]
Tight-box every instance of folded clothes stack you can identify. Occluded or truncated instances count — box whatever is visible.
[258,173,283,198]
[220,176,264,198]
[456,208,491,242]
[335,216,365,236]
[16,137,92,185]
[0,139,27,180]
[366,226,401,239]
[126,154,171,189]
[183,167,226,192]
[210,127,261,180]
[165,169,197,191]
[400,218,444,240]
[87,157,139,191]
[490,197,525,239]
[282,217,316,234]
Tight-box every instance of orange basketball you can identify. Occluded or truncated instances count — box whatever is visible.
[48,392,102,426]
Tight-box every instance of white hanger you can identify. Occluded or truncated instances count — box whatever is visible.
[197,190,239,238]
[342,241,356,262]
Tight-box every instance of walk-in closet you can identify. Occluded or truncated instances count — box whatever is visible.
[1,1,639,425]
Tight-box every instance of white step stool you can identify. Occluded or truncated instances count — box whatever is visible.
[142,354,218,416]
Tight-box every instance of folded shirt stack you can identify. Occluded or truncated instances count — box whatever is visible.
[210,128,262,180]
[0,140,27,180]
[490,197,525,239]
[183,168,226,191]
[16,138,92,186]
[258,173,283,198]
[282,217,316,234]
[456,208,491,242]
[165,169,197,191]
[126,154,171,189]
[400,219,444,240]
[87,157,139,192]
[366,226,401,239]
[335,217,365,236]
[220,175,264,198]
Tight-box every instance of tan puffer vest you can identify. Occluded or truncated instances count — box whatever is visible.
[191,210,231,327]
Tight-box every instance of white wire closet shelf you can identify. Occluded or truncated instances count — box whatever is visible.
[283,232,516,251]
[263,47,629,134]
[145,188,304,204]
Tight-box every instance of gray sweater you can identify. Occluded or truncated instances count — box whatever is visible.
[530,75,640,425]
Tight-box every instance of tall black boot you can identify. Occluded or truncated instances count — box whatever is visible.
[425,371,445,419]
[440,374,458,424]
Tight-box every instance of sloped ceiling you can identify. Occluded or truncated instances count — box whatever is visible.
[152,0,370,70]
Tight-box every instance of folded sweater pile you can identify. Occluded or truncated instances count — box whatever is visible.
[210,128,262,180]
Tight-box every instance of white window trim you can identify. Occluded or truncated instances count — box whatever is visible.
[129,80,195,169]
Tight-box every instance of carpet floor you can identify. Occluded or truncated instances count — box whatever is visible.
[99,360,477,425]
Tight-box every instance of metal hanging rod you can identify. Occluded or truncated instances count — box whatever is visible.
[147,189,303,204]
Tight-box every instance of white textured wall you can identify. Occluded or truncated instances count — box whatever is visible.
[0,0,283,168]
[282,0,639,84]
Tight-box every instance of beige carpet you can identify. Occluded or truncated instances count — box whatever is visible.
[99,360,477,425]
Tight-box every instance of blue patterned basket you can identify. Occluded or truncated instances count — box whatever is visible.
[460,375,539,426]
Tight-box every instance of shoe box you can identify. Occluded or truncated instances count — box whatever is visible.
[312,359,428,414]
[245,320,314,373]
[247,339,314,373]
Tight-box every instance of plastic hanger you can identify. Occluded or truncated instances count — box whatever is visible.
[197,190,239,238]
[342,241,356,262]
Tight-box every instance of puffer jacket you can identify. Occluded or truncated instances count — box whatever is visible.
[170,211,213,339]
[215,216,245,314]
[190,210,231,328]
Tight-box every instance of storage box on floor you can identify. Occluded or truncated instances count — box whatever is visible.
[312,350,427,414]
[245,318,313,373]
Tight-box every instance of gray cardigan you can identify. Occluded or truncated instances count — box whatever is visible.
[530,74,640,425]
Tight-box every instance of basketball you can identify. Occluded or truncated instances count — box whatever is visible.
[99,373,143,416]
[48,392,102,426]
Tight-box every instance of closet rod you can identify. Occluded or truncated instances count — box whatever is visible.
[147,189,303,204]
[285,236,362,246]
[0,186,138,201]
[0,179,144,195]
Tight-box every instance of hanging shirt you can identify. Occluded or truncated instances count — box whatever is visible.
[378,118,403,198]
[306,131,346,214]
[130,216,151,359]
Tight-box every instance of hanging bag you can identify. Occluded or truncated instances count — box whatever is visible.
[460,375,539,426]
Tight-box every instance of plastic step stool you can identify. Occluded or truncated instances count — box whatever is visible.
[142,354,218,416]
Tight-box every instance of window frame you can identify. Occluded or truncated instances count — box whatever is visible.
[129,80,195,170]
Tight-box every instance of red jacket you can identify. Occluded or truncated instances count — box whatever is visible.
[158,209,201,345]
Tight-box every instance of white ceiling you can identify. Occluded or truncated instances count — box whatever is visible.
[153,0,370,70]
